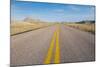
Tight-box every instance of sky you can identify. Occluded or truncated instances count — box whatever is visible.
[11,0,95,22]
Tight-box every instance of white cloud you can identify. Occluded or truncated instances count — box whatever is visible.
[53,9,65,16]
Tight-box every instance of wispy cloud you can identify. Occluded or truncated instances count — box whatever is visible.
[67,5,82,12]
[11,1,95,22]
[53,9,65,13]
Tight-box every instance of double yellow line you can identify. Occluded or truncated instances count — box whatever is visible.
[44,25,60,64]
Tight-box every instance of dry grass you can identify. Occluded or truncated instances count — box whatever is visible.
[66,23,95,34]
[11,21,50,35]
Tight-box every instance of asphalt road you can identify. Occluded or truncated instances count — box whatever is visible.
[11,24,95,66]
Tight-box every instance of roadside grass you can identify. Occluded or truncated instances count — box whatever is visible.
[11,21,51,36]
[65,23,95,34]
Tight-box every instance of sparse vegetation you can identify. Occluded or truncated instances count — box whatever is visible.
[11,18,95,36]
[11,21,52,35]
[65,23,95,34]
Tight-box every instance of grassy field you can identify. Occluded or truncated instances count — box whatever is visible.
[11,20,95,35]
[65,23,95,34]
[11,21,51,35]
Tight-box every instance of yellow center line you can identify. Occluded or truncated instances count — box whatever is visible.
[44,24,60,64]
[44,30,56,64]
[54,26,60,63]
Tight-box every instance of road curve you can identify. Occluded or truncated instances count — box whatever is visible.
[11,24,95,66]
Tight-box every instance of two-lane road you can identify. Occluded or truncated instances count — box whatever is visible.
[11,24,95,66]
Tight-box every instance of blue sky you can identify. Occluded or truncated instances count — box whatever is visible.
[11,0,95,22]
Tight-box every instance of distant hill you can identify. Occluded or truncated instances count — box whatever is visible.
[23,17,42,23]
[76,20,95,24]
